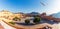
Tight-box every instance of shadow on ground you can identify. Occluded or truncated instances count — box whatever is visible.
[15,19,59,26]
[15,23,36,26]
[40,19,59,24]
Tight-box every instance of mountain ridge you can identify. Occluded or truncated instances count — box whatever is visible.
[50,12,60,18]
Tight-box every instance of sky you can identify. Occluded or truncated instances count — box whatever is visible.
[0,0,60,15]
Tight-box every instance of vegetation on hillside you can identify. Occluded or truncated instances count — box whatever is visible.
[33,17,41,24]
[13,17,21,21]
[9,21,15,25]
[25,19,30,24]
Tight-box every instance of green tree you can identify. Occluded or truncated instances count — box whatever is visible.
[9,21,15,25]
[33,17,41,24]
[13,17,21,21]
[25,19,30,24]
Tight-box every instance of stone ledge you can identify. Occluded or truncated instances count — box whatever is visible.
[2,20,24,29]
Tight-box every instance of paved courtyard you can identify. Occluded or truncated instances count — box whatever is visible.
[0,24,4,29]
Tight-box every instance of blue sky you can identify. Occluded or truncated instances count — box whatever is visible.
[0,0,60,15]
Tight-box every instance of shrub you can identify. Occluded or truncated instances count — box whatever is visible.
[13,17,21,21]
[9,21,15,25]
[25,19,30,24]
[33,17,41,24]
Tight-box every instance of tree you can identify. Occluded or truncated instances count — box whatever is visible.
[9,21,15,25]
[33,17,41,24]
[13,17,21,21]
[25,19,30,24]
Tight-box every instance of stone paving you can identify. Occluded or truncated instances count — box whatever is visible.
[0,24,4,29]
[0,18,60,29]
